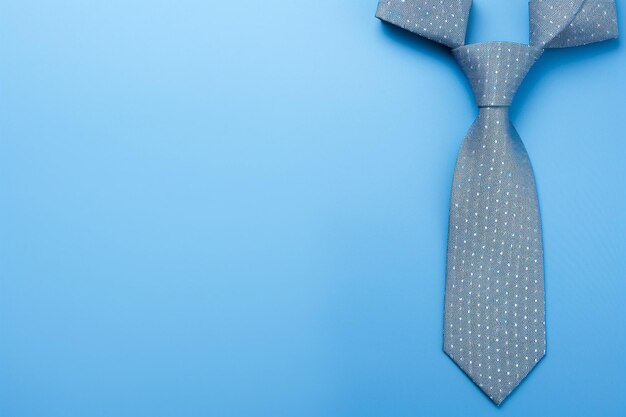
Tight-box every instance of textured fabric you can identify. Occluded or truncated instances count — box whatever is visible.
[375,0,619,406]
[444,107,546,405]
[546,1,619,48]
[375,0,472,48]
[530,0,619,47]
[528,0,587,46]
[453,43,543,107]
[446,43,545,405]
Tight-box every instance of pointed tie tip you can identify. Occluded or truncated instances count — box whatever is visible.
[445,345,546,406]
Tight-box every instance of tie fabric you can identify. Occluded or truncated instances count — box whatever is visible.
[375,0,618,405]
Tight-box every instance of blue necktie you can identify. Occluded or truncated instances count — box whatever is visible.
[375,0,619,405]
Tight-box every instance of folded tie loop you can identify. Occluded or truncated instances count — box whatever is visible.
[530,0,618,48]
[453,42,543,107]
[376,0,472,48]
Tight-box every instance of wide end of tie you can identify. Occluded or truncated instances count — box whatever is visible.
[444,345,546,406]
[443,107,547,406]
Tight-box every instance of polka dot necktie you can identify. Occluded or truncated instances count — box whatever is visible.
[375,0,619,405]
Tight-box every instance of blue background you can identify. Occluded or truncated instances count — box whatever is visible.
[1,0,625,416]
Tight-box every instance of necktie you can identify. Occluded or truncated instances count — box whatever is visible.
[375,0,619,405]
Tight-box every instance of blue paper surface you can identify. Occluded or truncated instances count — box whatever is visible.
[1,1,625,415]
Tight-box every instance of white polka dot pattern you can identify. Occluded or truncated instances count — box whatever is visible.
[375,0,471,48]
[374,0,619,406]
[529,0,586,46]
[530,0,618,48]
[547,1,619,48]
[453,42,543,107]
[444,107,546,405]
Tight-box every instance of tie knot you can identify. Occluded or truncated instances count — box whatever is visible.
[453,42,542,107]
